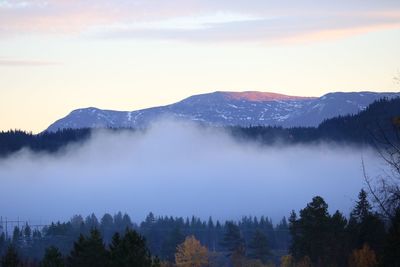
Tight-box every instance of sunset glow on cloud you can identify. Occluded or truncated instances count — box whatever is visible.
[1,0,399,42]
[0,0,399,132]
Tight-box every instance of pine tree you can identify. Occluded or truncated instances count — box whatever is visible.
[100,213,114,243]
[329,211,348,267]
[12,227,20,244]
[289,196,331,266]
[109,229,153,267]
[382,209,400,267]
[40,246,65,267]
[161,226,184,262]
[349,190,385,254]
[84,214,99,232]
[0,232,6,255]
[68,229,109,267]
[122,214,133,230]
[221,222,245,258]
[23,223,32,245]
[1,245,20,267]
[350,189,372,223]
[247,230,270,263]
[275,216,290,250]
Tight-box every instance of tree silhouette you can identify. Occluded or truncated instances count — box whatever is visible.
[289,196,331,266]
[109,229,153,267]
[382,209,400,266]
[350,189,372,223]
[40,246,65,267]
[1,245,20,267]
[68,229,109,267]
[247,230,270,263]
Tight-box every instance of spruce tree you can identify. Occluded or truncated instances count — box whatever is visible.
[221,222,245,257]
[350,189,372,223]
[349,189,385,254]
[382,209,400,267]
[68,229,109,267]
[247,229,270,263]
[12,227,20,245]
[109,229,153,267]
[40,246,64,267]
[1,245,20,267]
[161,226,184,262]
[0,232,6,255]
[289,196,331,266]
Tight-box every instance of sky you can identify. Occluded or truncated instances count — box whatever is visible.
[0,0,400,133]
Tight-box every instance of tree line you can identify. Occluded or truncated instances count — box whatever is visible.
[1,189,400,266]
[0,211,289,265]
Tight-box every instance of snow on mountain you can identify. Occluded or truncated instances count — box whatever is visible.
[46,91,400,132]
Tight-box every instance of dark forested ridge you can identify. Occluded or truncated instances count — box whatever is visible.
[230,97,400,145]
[1,97,399,157]
[0,128,92,157]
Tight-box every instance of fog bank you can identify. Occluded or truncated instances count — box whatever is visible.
[0,120,382,224]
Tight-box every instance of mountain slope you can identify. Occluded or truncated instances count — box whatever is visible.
[46,91,400,132]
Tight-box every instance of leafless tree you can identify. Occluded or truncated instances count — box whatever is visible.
[363,74,400,218]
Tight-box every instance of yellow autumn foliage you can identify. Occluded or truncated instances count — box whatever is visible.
[348,244,377,267]
[175,235,209,267]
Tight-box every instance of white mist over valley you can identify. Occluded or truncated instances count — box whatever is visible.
[0,120,382,224]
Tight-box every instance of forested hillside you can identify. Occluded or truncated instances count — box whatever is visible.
[231,97,400,145]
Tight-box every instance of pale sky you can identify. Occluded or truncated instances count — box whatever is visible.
[0,0,400,133]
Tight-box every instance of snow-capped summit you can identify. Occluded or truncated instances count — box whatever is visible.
[46,91,400,132]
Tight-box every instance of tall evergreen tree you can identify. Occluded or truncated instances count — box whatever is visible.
[289,196,331,267]
[84,214,99,233]
[329,211,349,267]
[100,213,114,243]
[12,227,20,245]
[161,226,184,262]
[275,217,290,250]
[247,229,270,263]
[348,190,385,254]
[40,246,65,267]
[350,189,372,223]
[68,229,109,267]
[0,232,6,255]
[109,229,153,267]
[382,209,400,267]
[221,222,245,257]
[1,245,20,267]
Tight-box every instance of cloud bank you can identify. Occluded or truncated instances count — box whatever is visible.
[1,0,399,43]
[0,120,382,224]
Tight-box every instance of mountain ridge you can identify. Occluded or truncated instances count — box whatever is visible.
[2,97,400,157]
[46,91,400,132]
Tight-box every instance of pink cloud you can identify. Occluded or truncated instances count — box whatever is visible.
[0,0,399,44]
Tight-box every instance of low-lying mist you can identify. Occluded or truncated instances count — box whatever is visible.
[0,120,382,224]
